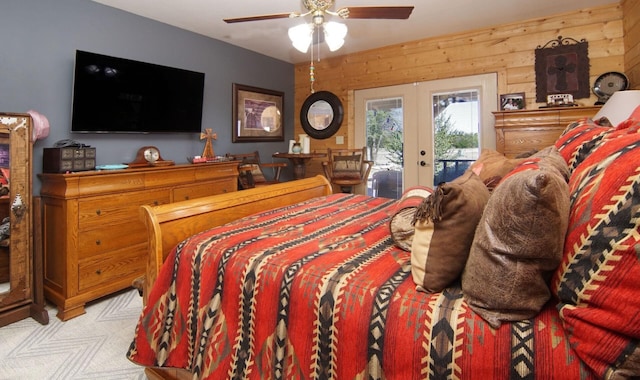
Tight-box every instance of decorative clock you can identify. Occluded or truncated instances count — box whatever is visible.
[127,146,174,167]
[593,71,629,105]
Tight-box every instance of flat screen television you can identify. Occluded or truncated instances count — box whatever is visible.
[71,50,205,133]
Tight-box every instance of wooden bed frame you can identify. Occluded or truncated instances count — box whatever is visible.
[138,176,332,379]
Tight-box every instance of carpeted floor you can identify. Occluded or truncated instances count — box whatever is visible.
[0,288,146,380]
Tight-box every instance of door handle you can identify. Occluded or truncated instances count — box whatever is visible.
[420,161,430,167]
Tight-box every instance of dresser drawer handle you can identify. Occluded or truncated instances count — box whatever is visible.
[96,209,101,216]
[223,189,227,193]
[184,196,190,200]
[96,269,102,275]
[96,240,101,245]
[154,201,159,206]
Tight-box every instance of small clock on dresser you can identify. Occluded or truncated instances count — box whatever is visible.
[128,146,174,167]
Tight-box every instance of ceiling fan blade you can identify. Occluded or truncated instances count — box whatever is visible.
[342,6,414,19]
[224,13,294,24]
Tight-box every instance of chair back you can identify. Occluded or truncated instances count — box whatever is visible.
[323,147,373,193]
[225,151,286,189]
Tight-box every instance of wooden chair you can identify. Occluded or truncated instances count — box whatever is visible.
[226,151,287,189]
[322,147,373,193]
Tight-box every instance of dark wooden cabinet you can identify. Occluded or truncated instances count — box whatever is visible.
[0,113,48,327]
[39,161,238,321]
[493,106,601,158]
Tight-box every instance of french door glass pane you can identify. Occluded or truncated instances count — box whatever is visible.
[432,90,480,185]
[366,97,404,199]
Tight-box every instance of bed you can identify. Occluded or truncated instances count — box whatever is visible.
[127,175,594,379]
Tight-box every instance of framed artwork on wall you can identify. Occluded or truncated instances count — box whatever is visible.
[535,36,590,103]
[232,83,284,142]
[500,93,525,110]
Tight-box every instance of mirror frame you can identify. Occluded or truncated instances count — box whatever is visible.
[300,91,344,140]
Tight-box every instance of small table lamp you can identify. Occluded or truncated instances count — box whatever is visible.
[593,90,640,126]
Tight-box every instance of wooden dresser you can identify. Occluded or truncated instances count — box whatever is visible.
[39,161,238,320]
[493,106,601,157]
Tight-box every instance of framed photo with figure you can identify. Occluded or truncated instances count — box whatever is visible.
[232,83,284,142]
[500,93,525,111]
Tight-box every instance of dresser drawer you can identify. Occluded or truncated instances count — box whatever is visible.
[78,189,170,230]
[77,222,146,259]
[499,127,565,157]
[172,179,235,201]
[77,244,146,291]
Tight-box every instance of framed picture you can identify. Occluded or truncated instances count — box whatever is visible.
[232,83,284,142]
[534,36,590,103]
[500,93,525,110]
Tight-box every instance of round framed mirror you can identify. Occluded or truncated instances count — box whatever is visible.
[300,91,344,139]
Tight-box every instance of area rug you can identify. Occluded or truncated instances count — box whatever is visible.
[0,288,145,380]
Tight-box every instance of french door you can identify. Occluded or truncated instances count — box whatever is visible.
[355,73,497,198]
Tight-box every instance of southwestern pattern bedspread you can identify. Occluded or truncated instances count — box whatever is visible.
[127,193,592,379]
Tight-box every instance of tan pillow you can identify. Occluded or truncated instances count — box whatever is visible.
[468,149,526,189]
[410,170,490,293]
[462,153,570,329]
[389,186,433,251]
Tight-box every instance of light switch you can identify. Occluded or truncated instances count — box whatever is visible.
[336,135,344,144]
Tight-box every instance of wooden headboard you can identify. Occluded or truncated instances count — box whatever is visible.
[139,175,332,302]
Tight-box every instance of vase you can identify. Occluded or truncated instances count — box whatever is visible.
[292,142,302,154]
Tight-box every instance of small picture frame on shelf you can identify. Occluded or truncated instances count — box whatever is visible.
[500,93,525,111]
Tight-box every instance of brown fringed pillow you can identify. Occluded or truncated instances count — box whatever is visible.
[462,149,570,328]
[410,170,490,293]
[388,186,433,252]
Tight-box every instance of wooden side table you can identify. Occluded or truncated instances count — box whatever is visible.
[272,152,326,179]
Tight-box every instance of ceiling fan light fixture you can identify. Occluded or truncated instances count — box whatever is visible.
[324,21,347,51]
[288,23,314,53]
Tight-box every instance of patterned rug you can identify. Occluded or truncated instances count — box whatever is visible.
[0,288,145,380]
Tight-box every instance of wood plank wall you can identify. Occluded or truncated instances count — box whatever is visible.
[293,3,625,178]
[623,0,640,88]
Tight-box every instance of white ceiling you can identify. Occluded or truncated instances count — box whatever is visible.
[92,0,617,64]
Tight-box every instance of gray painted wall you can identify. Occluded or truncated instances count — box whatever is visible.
[1,0,295,194]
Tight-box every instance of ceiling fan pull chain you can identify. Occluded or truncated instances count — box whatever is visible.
[310,62,315,93]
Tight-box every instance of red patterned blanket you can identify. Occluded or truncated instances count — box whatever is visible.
[127,194,594,379]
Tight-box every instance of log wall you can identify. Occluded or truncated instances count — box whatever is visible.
[293,3,628,177]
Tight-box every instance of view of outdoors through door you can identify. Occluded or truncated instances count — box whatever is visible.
[364,90,480,199]
[365,97,404,199]
[358,74,495,199]
[432,90,480,185]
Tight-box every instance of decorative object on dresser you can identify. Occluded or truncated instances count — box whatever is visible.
[0,113,48,327]
[127,146,174,167]
[38,161,238,321]
[43,146,96,173]
[499,92,525,110]
[200,128,217,159]
[493,106,600,158]
[535,36,590,103]
[592,71,629,105]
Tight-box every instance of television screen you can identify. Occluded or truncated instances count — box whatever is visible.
[71,50,205,133]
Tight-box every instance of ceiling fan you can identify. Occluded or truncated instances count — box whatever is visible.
[223,1,414,25]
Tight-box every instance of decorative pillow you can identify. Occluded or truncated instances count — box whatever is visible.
[467,149,525,189]
[388,186,433,251]
[552,130,640,378]
[462,150,570,329]
[410,170,489,293]
[554,118,613,173]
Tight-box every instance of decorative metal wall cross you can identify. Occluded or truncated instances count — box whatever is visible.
[535,36,590,103]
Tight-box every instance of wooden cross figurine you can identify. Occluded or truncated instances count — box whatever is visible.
[200,128,217,159]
